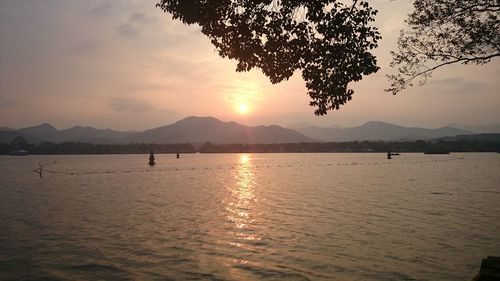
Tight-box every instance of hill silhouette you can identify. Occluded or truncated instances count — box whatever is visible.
[0,117,484,144]
[126,116,312,144]
[290,121,472,141]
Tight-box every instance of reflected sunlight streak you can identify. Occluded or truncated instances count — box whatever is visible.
[225,154,261,255]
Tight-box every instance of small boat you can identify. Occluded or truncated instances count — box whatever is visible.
[386,151,400,159]
[10,149,29,156]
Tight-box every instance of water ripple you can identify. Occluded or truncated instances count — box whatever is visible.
[0,153,499,280]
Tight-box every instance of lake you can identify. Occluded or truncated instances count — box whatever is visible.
[0,153,499,280]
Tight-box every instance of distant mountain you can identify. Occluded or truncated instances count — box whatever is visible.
[287,122,341,131]
[0,130,43,144]
[291,121,473,141]
[127,116,312,144]
[0,123,134,144]
[58,126,135,143]
[19,123,59,141]
[287,122,316,130]
[1,118,490,145]
[448,123,500,134]
[437,133,500,142]
[1,118,311,144]
[289,124,344,141]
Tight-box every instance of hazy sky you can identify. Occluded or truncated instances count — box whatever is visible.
[1,0,499,131]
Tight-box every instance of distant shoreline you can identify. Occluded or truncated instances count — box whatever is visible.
[2,139,499,155]
[2,152,498,156]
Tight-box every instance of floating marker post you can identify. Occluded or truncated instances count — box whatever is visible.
[149,151,155,166]
[33,163,43,177]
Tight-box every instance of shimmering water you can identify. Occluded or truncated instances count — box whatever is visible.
[1,153,499,280]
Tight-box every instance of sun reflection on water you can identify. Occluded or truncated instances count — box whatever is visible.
[225,154,261,253]
[239,154,250,163]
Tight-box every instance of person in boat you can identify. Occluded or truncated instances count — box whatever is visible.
[149,151,155,166]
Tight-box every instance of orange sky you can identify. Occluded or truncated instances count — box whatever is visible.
[1,0,499,131]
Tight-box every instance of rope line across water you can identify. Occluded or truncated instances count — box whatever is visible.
[34,157,465,177]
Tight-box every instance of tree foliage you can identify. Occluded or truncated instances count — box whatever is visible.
[156,0,380,115]
[387,0,500,94]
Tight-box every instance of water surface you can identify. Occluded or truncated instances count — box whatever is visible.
[1,153,499,280]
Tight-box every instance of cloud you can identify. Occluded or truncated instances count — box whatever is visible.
[1,0,498,130]
[117,23,141,38]
[116,11,156,38]
[129,12,155,24]
[109,98,153,112]
[88,0,114,17]
[429,77,486,94]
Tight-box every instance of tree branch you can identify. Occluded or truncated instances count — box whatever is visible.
[403,53,500,86]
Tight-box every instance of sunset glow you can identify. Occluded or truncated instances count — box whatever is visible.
[0,1,498,130]
[238,103,249,114]
[1,2,499,280]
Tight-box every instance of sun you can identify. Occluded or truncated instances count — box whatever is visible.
[238,103,249,114]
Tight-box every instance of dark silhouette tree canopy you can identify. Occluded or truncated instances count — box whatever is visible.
[387,0,500,94]
[156,0,381,115]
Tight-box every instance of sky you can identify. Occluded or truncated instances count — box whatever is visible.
[1,0,499,131]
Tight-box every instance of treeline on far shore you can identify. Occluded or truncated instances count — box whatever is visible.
[1,136,500,154]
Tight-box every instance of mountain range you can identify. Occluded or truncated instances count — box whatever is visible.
[2,116,499,144]
[447,123,500,134]
[1,117,311,144]
[122,117,311,144]
[288,121,474,142]
[0,123,136,144]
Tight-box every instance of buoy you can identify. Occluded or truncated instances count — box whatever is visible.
[149,151,155,166]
